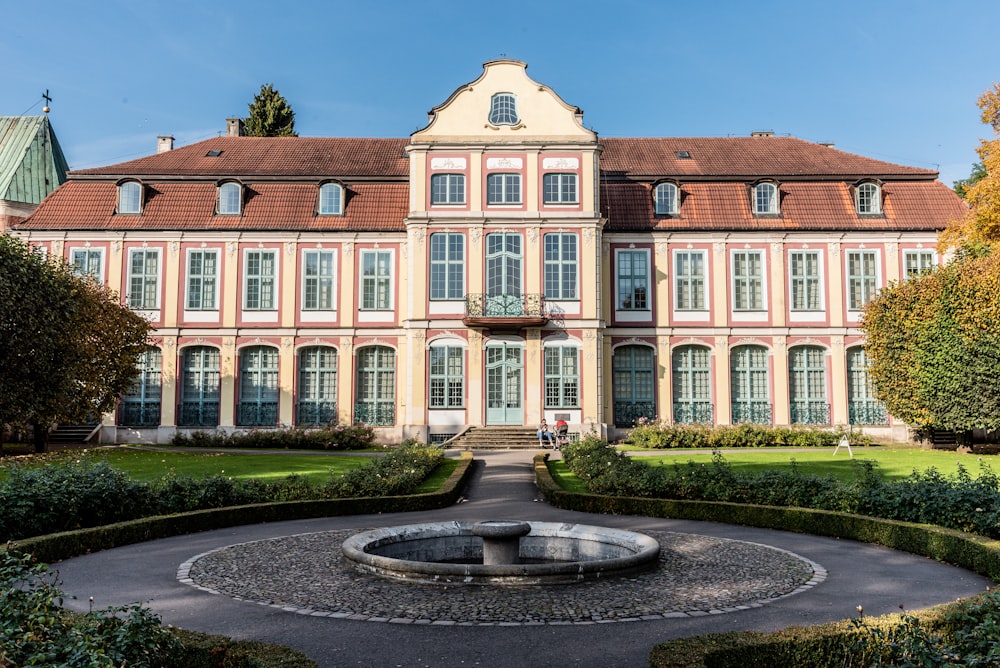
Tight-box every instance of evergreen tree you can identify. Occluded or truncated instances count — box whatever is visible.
[243,83,297,137]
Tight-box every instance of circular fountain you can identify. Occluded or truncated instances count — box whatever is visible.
[341,520,660,585]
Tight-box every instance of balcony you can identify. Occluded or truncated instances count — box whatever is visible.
[464,293,547,330]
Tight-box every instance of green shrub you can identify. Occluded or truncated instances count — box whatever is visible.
[170,423,377,451]
[324,442,444,497]
[625,420,871,449]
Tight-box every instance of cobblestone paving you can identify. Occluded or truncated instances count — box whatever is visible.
[180,528,825,626]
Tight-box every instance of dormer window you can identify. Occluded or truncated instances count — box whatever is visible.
[217,182,242,215]
[856,182,882,215]
[754,182,779,215]
[318,183,344,215]
[117,181,142,214]
[488,93,519,126]
[654,182,679,215]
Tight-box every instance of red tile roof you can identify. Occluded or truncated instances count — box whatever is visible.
[600,137,937,179]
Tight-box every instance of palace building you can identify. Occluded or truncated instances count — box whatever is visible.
[11,60,967,444]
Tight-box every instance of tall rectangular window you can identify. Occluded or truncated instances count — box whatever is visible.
[128,249,159,309]
[70,248,103,282]
[789,250,821,311]
[732,250,764,310]
[361,250,392,310]
[187,250,218,310]
[303,250,335,310]
[431,174,465,204]
[543,233,577,300]
[429,233,465,300]
[543,173,577,204]
[544,347,579,408]
[904,250,935,280]
[674,251,706,310]
[617,250,649,310]
[122,347,161,427]
[847,250,878,310]
[244,249,277,310]
[486,173,521,204]
[429,346,464,408]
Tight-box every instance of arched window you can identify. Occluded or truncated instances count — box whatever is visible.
[856,182,881,214]
[297,346,337,425]
[654,182,678,215]
[118,181,142,214]
[847,347,888,425]
[122,347,161,426]
[318,183,343,215]
[217,182,242,215]
[238,346,279,426]
[672,345,712,424]
[612,345,656,427]
[789,346,828,424]
[488,93,519,125]
[730,345,770,424]
[179,346,220,427]
[355,346,395,425]
[754,182,779,214]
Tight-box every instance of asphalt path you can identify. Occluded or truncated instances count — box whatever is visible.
[52,450,993,668]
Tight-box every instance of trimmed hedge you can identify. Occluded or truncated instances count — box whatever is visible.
[170,423,376,450]
[624,422,871,449]
[535,453,1000,667]
[6,452,474,565]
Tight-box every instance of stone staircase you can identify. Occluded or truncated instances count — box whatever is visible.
[445,426,552,450]
[48,423,101,446]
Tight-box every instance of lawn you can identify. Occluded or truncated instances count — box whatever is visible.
[2,446,380,484]
[630,446,998,483]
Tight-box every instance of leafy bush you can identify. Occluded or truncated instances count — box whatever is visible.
[0,551,181,667]
[170,423,376,451]
[562,437,1000,539]
[324,442,444,498]
[625,420,870,449]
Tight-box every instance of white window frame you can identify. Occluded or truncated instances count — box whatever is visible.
[654,182,678,215]
[243,249,278,311]
[544,345,580,409]
[186,249,219,311]
[429,233,465,301]
[431,173,466,205]
[218,182,242,215]
[486,173,522,205]
[118,181,142,214]
[754,182,779,214]
[70,247,104,283]
[789,250,823,312]
[846,250,879,311]
[127,248,160,310]
[615,248,650,312]
[429,345,465,409]
[543,233,578,301]
[856,182,881,215]
[360,249,393,311]
[302,249,337,311]
[488,93,519,126]
[543,173,578,204]
[903,249,936,280]
[318,183,344,215]
[673,249,708,312]
[731,249,766,311]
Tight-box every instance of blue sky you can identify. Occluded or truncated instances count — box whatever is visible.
[5,0,999,188]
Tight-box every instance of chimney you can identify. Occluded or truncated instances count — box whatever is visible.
[157,135,174,153]
[751,130,774,137]
[226,118,244,137]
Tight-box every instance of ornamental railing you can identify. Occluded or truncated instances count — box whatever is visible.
[177,401,219,427]
[613,401,656,427]
[121,401,161,427]
[354,402,395,426]
[296,401,338,426]
[465,293,545,318]
[731,401,772,425]
[237,401,279,427]
[672,402,714,425]
[849,400,889,425]
[790,402,831,425]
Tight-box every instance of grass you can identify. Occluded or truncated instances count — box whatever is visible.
[1,446,379,484]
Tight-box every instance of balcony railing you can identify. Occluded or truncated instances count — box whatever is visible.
[849,400,889,425]
[178,401,219,427]
[613,401,656,427]
[790,402,831,425]
[121,400,161,427]
[354,402,395,426]
[296,401,338,426]
[731,401,772,425]
[673,402,714,425]
[464,293,547,328]
[237,401,279,427]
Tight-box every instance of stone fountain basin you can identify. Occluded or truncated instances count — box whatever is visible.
[341,521,660,585]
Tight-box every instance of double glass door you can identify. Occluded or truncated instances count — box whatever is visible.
[485,343,523,424]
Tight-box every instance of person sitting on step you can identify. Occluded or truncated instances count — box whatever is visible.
[537,419,554,448]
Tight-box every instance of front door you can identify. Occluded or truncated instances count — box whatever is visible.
[485,343,523,425]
